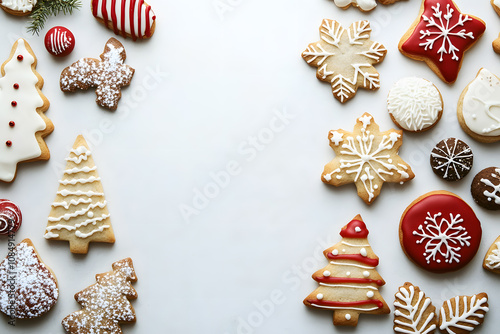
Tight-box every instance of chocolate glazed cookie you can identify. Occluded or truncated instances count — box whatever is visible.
[430,138,473,181]
[471,167,500,210]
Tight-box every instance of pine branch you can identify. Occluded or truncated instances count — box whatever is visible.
[27,0,82,36]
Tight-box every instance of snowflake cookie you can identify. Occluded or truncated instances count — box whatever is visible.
[302,20,387,103]
[399,191,482,273]
[399,0,486,84]
[393,282,437,334]
[457,69,500,143]
[322,113,414,205]
[439,293,489,334]
[387,77,443,132]
[303,215,390,326]
[333,0,402,12]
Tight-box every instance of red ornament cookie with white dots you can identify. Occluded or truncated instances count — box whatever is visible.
[399,191,482,273]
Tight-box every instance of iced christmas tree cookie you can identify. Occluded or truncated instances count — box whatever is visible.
[439,293,489,334]
[393,282,437,334]
[471,167,500,210]
[399,191,482,273]
[302,20,386,103]
[303,215,390,326]
[0,199,22,235]
[60,37,135,110]
[0,38,53,183]
[44,135,115,254]
[62,258,138,333]
[399,0,486,84]
[322,113,414,204]
[0,239,58,319]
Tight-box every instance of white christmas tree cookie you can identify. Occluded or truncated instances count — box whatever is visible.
[0,239,58,319]
[483,236,500,274]
[303,215,390,326]
[439,293,489,334]
[322,113,414,205]
[62,258,138,333]
[302,20,387,103]
[393,282,437,334]
[0,38,53,183]
[44,135,115,254]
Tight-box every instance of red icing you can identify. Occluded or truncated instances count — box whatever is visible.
[5,141,12,147]
[401,0,485,83]
[130,0,137,40]
[11,101,17,107]
[44,27,75,57]
[400,192,481,273]
[13,83,19,89]
[0,199,22,235]
[326,253,379,267]
[17,55,23,61]
[306,298,383,309]
[110,0,118,34]
[9,122,15,127]
[340,219,369,238]
[314,276,384,286]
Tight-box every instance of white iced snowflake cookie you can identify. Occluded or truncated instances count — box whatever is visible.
[458,68,500,143]
[388,77,443,132]
[322,112,414,205]
[0,0,37,16]
[334,0,402,12]
[439,293,489,334]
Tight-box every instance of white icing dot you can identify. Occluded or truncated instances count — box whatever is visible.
[323,270,331,277]
[367,291,374,298]
[345,314,351,320]
[374,185,379,189]
[332,249,339,256]
[360,248,368,257]
[346,271,351,276]
[355,227,362,233]
[336,175,342,179]
[87,211,94,218]
[342,249,346,253]
[317,293,324,300]
[363,271,370,277]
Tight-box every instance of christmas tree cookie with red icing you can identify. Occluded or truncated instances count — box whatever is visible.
[399,0,486,84]
[304,215,390,326]
[0,38,53,183]
[399,191,482,273]
[91,0,157,40]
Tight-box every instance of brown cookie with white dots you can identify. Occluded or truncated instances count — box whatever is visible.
[430,138,473,182]
[471,167,500,210]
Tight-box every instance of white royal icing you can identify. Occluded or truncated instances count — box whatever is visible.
[439,295,489,333]
[388,77,442,131]
[462,69,500,137]
[480,168,500,205]
[394,285,436,334]
[485,242,500,270]
[0,39,47,182]
[1,0,36,12]
[334,0,377,11]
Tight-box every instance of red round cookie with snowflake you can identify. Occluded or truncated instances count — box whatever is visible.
[399,191,481,273]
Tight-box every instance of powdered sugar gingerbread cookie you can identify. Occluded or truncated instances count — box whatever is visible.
[302,20,387,103]
[303,215,390,326]
[399,0,486,84]
[439,293,489,334]
[399,191,482,273]
[0,0,36,16]
[322,113,414,205]
[393,282,437,334]
[91,0,157,40]
[60,37,135,110]
[0,239,58,319]
[334,0,403,12]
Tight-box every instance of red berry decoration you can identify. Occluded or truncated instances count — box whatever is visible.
[44,26,75,57]
[17,55,23,61]
[0,199,22,235]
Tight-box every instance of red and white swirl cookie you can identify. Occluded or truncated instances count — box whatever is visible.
[91,0,157,41]
[0,199,22,235]
[399,191,482,273]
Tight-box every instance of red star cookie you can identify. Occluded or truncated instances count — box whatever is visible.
[399,0,485,84]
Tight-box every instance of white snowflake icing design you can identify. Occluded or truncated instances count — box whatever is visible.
[413,212,471,264]
[430,138,473,180]
[419,3,475,62]
[303,20,386,103]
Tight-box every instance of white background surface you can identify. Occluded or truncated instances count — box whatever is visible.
[0,0,500,333]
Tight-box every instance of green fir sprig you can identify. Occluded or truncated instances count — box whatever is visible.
[27,0,82,35]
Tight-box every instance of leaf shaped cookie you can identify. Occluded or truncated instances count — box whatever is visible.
[439,293,489,334]
[483,236,500,274]
[394,282,437,334]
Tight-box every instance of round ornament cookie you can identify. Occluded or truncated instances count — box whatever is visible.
[430,138,473,181]
[0,199,22,235]
[471,167,500,210]
[457,68,500,143]
[399,191,482,273]
[45,26,75,57]
[387,77,443,132]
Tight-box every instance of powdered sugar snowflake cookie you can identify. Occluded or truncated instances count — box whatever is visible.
[322,113,414,205]
[393,282,437,334]
[399,191,482,273]
[399,0,486,84]
[333,0,402,12]
[439,293,489,334]
[471,167,500,211]
[0,239,58,319]
[484,235,500,274]
[387,77,443,132]
[457,69,500,143]
[60,37,135,110]
[430,138,473,182]
[0,0,36,16]
[302,20,387,103]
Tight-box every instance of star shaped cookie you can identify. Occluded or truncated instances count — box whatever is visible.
[399,0,485,84]
[322,113,414,204]
[302,20,387,103]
